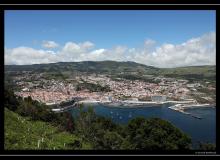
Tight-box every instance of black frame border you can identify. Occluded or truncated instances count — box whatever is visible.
[0,4,219,156]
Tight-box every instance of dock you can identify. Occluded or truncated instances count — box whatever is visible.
[168,104,210,119]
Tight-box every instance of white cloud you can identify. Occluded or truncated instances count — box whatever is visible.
[144,39,156,47]
[126,32,216,68]
[63,42,81,52]
[80,41,94,49]
[106,46,127,61]
[5,32,216,68]
[87,49,106,61]
[59,41,95,62]
[42,40,59,49]
[61,41,94,53]
[5,47,59,65]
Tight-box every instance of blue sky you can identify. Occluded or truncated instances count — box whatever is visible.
[4,10,216,67]
[5,10,215,49]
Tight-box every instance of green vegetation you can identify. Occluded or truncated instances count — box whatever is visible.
[4,73,21,91]
[5,61,215,83]
[76,81,111,92]
[4,83,75,132]
[4,82,91,150]
[4,61,216,150]
[4,84,192,150]
[119,95,132,100]
[42,71,69,80]
[4,85,20,111]
[159,65,216,83]
[117,74,160,84]
[125,117,191,150]
[74,107,125,149]
[5,108,91,150]
[73,106,192,150]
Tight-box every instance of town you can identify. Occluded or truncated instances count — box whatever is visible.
[13,71,216,106]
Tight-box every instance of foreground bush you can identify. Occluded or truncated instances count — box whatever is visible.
[4,108,92,150]
[74,107,192,150]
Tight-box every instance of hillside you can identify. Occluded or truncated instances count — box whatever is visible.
[4,108,92,150]
[159,65,216,82]
[4,84,193,150]
[4,61,159,74]
[5,61,215,82]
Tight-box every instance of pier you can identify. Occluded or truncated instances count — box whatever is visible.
[168,104,212,119]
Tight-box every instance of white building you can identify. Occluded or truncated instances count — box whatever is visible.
[151,95,166,102]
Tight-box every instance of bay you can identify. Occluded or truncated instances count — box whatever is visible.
[69,103,216,148]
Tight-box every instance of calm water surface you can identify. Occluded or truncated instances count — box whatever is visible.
[69,103,216,148]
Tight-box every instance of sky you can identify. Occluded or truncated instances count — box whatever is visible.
[4,10,216,68]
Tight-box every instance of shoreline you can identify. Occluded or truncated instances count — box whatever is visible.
[79,99,197,105]
[168,103,215,119]
[78,99,212,108]
[50,99,215,112]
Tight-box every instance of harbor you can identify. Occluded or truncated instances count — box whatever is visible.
[49,97,214,116]
[68,103,216,146]
[48,97,215,146]
[168,103,213,119]
[50,99,198,112]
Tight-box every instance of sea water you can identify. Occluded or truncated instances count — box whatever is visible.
[69,103,216,148]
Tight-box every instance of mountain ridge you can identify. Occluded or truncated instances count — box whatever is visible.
[5,61,215,82]
[4,60,215,69]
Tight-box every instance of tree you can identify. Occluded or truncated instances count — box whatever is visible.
[125,117,192,150]
[4,86,19,111]
[102,131,124,150]
[75,106,97,140]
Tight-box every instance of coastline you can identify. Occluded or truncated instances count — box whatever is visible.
[79,99,197,105]
[78,99,200,108]
[168,103,215,119]
[50,99,215,112]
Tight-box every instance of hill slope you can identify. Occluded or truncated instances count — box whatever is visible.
[4,108,92,150]
[4,61,159,74]
[5,61,215,82]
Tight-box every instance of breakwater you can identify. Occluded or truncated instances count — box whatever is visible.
[168,104,212,119]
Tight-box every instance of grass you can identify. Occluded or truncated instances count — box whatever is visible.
[4,108,92,150]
